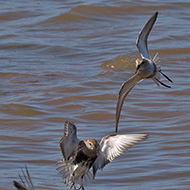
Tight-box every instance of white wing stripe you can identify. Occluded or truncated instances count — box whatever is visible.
[93,134,148,177]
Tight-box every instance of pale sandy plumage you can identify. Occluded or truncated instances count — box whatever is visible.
[115,11,173,132]
[57,121,148,190]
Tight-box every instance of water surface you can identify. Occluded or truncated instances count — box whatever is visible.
[0,0,190,190]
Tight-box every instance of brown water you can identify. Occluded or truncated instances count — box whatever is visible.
[0,1,190,190]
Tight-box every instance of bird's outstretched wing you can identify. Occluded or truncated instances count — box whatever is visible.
[13,166,35,190]
[60,120,80,160]
[92,134,148,177]
[116,74,142,132]
[136,12,158,59]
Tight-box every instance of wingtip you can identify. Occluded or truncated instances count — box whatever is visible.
[144,134,149,139]
[154,11,158,22]
[115,126,118,133]
[152,11,158,22]
[137,134,149,141]
[64,120,76,136]
[13,180,17,186]
[140,134,149,142]
[13,180,27,190]
[136,11,159,59]
[64,120,70,126]
[65,120,76,127]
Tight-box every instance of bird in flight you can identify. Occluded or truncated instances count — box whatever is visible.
[57,120,148,190]
[115,11,173,132]
[13,166,35,190]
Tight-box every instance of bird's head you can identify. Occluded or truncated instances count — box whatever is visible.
[84,139,99,153]
[135,58,144,72]
[135,58,152,74]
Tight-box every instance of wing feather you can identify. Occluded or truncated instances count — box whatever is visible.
[136,12,158,59]
[93,134,148,177]
[116,74,142,132]
[60,120,80,160]
[14,166,35,190]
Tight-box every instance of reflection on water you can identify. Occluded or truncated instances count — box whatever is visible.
[0,0,190,190]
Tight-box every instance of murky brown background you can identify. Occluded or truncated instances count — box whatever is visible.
[0,0,190,190]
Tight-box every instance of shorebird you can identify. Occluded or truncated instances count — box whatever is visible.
[115,11,173,132]
[13,166,35,190]
[57,120,148,190]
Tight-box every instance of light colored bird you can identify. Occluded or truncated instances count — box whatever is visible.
[57,120,148,190]
[115,11,173,132]
[13,166,35,190]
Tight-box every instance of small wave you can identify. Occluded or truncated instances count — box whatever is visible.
[78,112,113,121]
[0,43,48,51]
[42,4,144,24]
[101,53,138,70]
[0,104,46,116]
[0,72,32,78]
[0,10,35,21]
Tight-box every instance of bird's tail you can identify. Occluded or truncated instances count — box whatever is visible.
[56,159,92,187]
[153,52,160,66]
[57,159,72,185]
[152,53,161,86]
[152,53,172,88]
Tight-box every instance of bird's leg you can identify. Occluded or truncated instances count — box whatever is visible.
[154,77,171,88]
[81,176,84,190]
[78,186,85,190]
[159,70,173,83]
[78,177,85,190]
[152,78,160,87]
[70,182,76,190]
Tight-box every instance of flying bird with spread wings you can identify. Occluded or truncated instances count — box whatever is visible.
[115,11,173,132]
[57,120,148,190]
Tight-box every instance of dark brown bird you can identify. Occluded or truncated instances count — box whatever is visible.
[57,120,148,190]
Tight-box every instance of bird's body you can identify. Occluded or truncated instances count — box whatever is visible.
[57,120,148,190]
[136,58,157,78]
[115,11,173,132]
